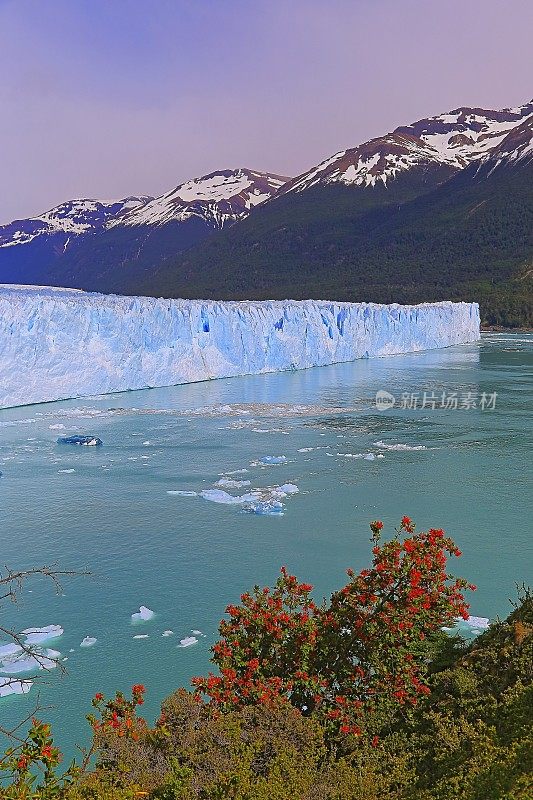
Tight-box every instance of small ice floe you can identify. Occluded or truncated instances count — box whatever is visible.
[459,615,490,630]
[215,478,251,489]
[199,480,300,517]
[58,468,76,474]
[297,447,314,453]
[258,455,287,465]
[374,440,427,451]
[443,615,490,637]
[57,435,103,447]
[131,606,154,623]
[244,501,284,516]
[191,630,205,637]
[0,643,22,659]
[142,441,151,445]
[22,625,64,645]
[49,424,66,430]
[0,677,33,698]
[222,469,249,476]
[133,635,149,640]
[271,483,299,496]
[80,637,97,648]
[1,648,60,674]
[162,630,174,637]
[167,490,198,496]
[178,636,198,648]
[336,452,380,460]
[200,489,246,505]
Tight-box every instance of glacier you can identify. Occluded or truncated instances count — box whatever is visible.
[0,285,480,409]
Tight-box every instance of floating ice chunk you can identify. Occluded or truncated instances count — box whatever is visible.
[22,625,64,645]
[131,606,154,623]
[167,490,198,496]
[1,647,60,674]
[0,677,32,697]
[200,489,245,505]
[58,435,103,447]
[178,636,198,648]
[460,615,490,629]
[162,630,174,637]
[133,634,149,639]
[336,452,377,460]
[49,424,65,430]
[216,478,251,489]
[0,643,23,659]
[374,440,427,451]
[244,501,284,516]
[297,447,314,452]
[277,483,299,494]
[191,630,205,637]
[223,469,249,475]
[80,636,97,648]
[259,455,287,464]
[142,441,151,445]
[58,468,76,474]
[1,655,41,674]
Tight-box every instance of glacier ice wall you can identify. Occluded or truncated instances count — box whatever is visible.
[0,285,480,409]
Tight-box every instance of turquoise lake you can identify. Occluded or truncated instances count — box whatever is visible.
[0,332,531,760]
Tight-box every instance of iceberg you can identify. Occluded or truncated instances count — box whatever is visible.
[131,606,154,623]
[259,455,287,465]
[22,625,64,645]
[0,677,33,698]
[57,435,103,446]
[178,636,198,648]
[80,636,97,647]
[0,286,480,409]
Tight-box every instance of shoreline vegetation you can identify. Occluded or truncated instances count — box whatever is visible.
[1,518,532,799]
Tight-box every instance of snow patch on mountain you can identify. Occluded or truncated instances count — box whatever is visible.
[284,99,533,193]
[395,100,533,168]
[0,197,152,249]
[110,168,288,229]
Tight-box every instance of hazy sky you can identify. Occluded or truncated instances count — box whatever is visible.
[1,0,531,222]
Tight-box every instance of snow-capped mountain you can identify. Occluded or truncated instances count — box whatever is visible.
[0,168,287,291]
[283,133,451,193]
[395,100,533,167]
[473,113,533,175]
[282,100,533,194]
[109,168,288,230]
[0,197,152,250]
[143,98,533,329]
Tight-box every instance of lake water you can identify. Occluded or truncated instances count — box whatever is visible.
[0,332,531,760]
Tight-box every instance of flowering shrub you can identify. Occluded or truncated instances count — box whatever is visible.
[0,718,76,799]
[87,684,147,744]
[191,567,322,712]
[193,517,476,738]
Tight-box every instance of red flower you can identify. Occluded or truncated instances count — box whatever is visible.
[94,692,104,701]
[41,745,53,760]
[17,755,29,770]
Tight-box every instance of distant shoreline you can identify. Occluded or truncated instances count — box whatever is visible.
[481,326,533,333]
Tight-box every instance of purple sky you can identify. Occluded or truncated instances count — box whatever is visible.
[1,0,531,222]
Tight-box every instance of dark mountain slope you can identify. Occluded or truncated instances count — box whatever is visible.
[135,121,533,327]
